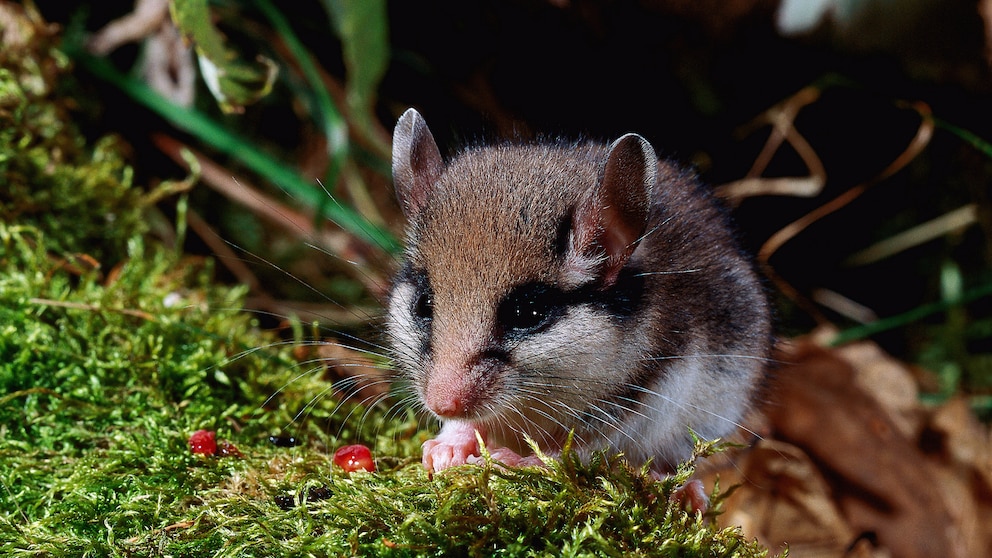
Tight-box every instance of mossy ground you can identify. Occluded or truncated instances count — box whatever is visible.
[0,165,768,558]
[0,9,770,558]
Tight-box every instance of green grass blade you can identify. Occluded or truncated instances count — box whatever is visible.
[831,280,992,345]
[253,0,350,181]
[935,118,992,159]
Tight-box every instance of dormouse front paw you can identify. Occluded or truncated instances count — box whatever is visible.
[422,421,482,473]
[650,471,710,515]
[670,479,709,515]
[422,438,478,473]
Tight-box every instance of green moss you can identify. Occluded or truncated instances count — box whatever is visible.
[0,7,771,556]
[0,223,771,556]
[0,21,145,264]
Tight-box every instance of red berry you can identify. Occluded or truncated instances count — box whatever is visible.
[333,444,375,472]
[189,429,217,455]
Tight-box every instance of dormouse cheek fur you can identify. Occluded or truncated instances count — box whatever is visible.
[511,305,623,379]
[386,281,428,371]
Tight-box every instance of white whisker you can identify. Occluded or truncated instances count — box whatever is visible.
[633,268,701,277]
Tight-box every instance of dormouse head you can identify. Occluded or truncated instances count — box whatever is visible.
[387,108,658,429]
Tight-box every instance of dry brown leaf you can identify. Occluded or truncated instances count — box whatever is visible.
[705,336,992,557]
[717,441,857,557]
[835,341,923,439]
[772,339,964,557]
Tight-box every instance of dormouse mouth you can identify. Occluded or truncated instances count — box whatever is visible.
[429,405,503,425]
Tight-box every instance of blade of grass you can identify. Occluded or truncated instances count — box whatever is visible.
[830,280,992,346]
[259,0,389,226]
[935,117,992,159]
[252,0,349,180]
[843,204,979,267]
[67,48,402,254]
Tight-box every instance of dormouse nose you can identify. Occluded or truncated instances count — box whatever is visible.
[425,360,476,418]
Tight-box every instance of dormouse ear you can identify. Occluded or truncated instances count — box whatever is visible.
[392,108,444,220]
[572,133,656,286]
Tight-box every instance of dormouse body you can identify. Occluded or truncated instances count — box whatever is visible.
[387,108,771,475]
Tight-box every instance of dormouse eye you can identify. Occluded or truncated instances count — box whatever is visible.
[497,283,563,333]
[413,290,434,323]
[402,268,434,325]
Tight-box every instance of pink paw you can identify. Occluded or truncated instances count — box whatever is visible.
[422,422,486,473]
[670,479,709,515]
[422,437,479,473]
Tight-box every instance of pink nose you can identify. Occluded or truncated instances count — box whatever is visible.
[425,364,474,418]
[428,394,467,418]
